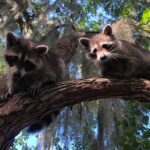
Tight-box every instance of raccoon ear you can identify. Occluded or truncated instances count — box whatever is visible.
[79,38,90,49]
[34,45,49,56]
[7,32,17,46]
[103,25,112,36]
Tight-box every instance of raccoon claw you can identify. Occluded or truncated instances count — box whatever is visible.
[0,93,12,101]
[28,87,38,97]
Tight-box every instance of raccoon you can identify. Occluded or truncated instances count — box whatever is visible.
[1,32,65,132]
[79,25,150,79]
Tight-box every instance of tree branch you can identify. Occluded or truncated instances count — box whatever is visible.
[0,77,150,149]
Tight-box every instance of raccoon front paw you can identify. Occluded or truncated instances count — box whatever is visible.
[0,92,12,101]
[27,87,38,97]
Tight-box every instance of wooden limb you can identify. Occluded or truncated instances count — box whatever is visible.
[0,77,150,149]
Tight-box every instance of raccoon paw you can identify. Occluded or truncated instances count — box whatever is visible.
[0,92,12,101]
[27,87,38,97]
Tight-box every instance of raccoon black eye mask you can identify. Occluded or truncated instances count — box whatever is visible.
[102,44,114,52]
[24,60,36,72]
[5,55,18,66]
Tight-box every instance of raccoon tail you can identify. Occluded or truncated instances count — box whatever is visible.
[27,110,60,133]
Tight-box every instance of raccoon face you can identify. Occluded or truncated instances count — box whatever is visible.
[25,45,49,71]
[79,25,116,63]
[4,32,48,77]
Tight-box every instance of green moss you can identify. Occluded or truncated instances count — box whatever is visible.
[0,61,5,73]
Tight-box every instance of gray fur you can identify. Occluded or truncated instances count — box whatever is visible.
[1,32,65,132]
[79,25,150,79]
[1,32,65,100]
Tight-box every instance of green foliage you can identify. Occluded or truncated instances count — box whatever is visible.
[0,61,5,73]
[118,102,150,150]
[121,2,131,17]
[0,41,5,73]
[10,130,29,150]
[141,9,150,25]
[0,0,150,150]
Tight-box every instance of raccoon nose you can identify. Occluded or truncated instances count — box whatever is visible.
[100,55,107,61]
[14,72,21,78]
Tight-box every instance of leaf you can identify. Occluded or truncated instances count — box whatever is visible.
[143,129,150,138]
[142,116,149,125]
[141,9,150,25]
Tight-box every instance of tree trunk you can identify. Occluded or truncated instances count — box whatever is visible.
[0,77,150,149]
[97,101,105,150]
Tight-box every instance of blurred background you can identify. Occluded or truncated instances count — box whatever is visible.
[0,0,150,150]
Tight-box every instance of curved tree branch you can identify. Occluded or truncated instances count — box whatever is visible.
[0,77,150,149]
[0,27,149,149]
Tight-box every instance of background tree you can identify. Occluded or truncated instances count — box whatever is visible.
[0,0,149,150]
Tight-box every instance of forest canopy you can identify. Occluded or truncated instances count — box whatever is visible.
[0,0,150,150]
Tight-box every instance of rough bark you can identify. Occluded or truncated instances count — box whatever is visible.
[0,31,79,149]
[0,28,149,149]
[0,77,150,149]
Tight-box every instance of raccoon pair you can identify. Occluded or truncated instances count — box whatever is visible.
[79,25,150,79]
[1,32,65,132]
[1,25,150,132]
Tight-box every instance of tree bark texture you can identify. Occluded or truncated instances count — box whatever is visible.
[0,77,150,149]
[0,31,149,149]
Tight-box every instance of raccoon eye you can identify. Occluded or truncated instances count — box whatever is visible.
[5,55,18,66]
[92,48,97,53]
[102,44,113,52]
[88,53,97,59]
[24,60,36,72]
